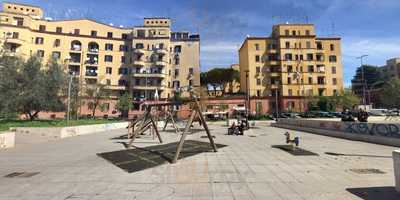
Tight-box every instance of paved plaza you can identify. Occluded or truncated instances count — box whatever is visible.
[0,122,399,200]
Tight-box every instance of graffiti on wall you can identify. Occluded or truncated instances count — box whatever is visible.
[345,123,400,138]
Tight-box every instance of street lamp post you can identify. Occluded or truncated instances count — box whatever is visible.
[244,70,250,120]
[356,55,368,107]
[274,81,280,121]
[67,73,74,125]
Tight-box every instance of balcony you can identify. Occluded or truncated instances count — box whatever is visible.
[134,85,166,90]
[87,48,99,54]
[132,72,166,78]
[105,85,127,90]
[133,60,145,66]
[85,72,98,77]
[155,60,168,66]
[133,49,146,54]
[156,48,168,55]
[70,46,82,52]
[5,38,24,46]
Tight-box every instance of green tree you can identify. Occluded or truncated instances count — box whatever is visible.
[0,53,23,118]
[381,78,400,108]
[85,82,111,118]
[0,56,67,120]
[336,90,360,110]
[201,68,240,96]
[351,65,383,98]
[116,92,132,118]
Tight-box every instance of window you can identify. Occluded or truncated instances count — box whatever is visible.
[91,30,97,37]
[105,43,113,51]
[121,56,126,63]
[305,30,310,35]
[329,55,337,62]
[122,34,128,39]
[54,39,60,47]
[317,76,325,84]
[316,42,323,50]
[174,45,182,53]
[257,90,261,97]
[106,67,112,75]
[333,89,338,95]
[285,42,290,48]
[287,77,292,84]
[292,30,296,36]
[256,79,261,85]
[284,53,292,61]
[333,78,337,85]
[137,29,145,38]
[106,79,111,85]
[135,43,144,49]
[174,69,179,77]
[256,66,260,73]
[332,66,337,74]
[35,37,44,44]
[12,32,19,39]
[287,65,293,72]
[119,68,128,75]
[105,55,113,62]
[255,44,260,50]
[306,41,311,48]
[74,29,80,35]
[37,50,44,57]
[330,44,335,51]
[107,32,113,38]
[307,53,313,61]
[308,65,314,72]
[119,45,128,52]
[255,55,260,62]
[39,25,46,32]
[52,51,60,59]
[56,27,62,33]
[308,77,313,84]
[285,30,289,35]
[189,68,194,75]
[288,89,293,96]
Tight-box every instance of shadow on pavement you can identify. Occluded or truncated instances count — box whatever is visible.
[97,140,227,173]
[325,152,392,158]
[346,187,400,200]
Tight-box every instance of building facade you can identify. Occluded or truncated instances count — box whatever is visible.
[0,2,200,118]
[239,24,344,112]
[381,58,400,80]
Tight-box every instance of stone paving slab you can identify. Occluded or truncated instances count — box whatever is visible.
[0,124,398,200]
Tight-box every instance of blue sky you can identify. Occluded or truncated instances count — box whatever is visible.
[3,0,400,87]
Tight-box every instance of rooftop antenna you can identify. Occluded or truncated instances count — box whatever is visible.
[331,21,336,36]
[305,15,309,24]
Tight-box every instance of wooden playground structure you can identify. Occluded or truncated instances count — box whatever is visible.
[125,86,218,163]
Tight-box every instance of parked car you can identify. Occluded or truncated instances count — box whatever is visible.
[316,111,335,118]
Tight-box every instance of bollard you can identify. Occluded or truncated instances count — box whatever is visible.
[393,150,400,192]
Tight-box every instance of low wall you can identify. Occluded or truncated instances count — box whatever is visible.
[273,119,400,147]
[14,122,129,145]
[0,132,15,149]
[394,150,400,192]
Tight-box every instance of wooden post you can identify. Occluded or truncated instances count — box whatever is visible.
[195,101,218,152]
[172,109,197,163]
[150,116,163,143]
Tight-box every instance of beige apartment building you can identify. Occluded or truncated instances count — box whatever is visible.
[239,24,344,112]
[0,2,200,117]
[381,58,400,80]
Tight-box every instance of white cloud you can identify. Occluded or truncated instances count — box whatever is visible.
[201,42,240,53]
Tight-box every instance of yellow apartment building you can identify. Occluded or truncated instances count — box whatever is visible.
[239,23,344,112]
[0,2,200,117]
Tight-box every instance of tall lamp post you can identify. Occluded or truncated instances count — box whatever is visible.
[67,72,75,125]
[356,55,368,107]
[274,81,280,121]
[244,70,250,120]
